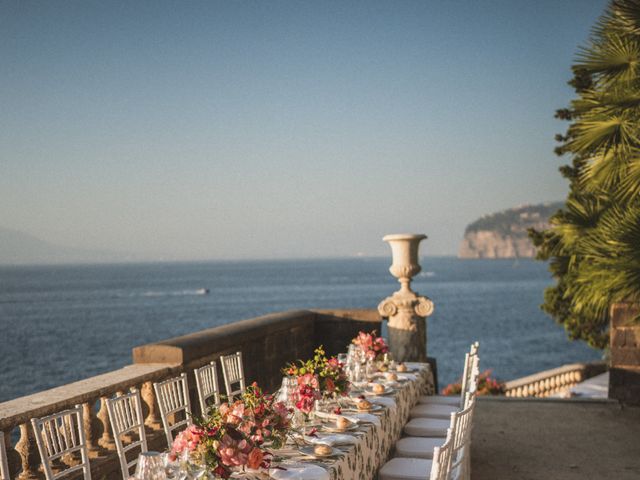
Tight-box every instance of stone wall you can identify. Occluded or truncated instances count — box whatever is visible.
[313,309,383,357]
[609,302,640,405]
[132,309,383,392]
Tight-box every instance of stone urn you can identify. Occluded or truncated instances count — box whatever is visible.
[378,234,434,362]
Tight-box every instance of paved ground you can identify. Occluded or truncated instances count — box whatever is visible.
[471,397,640,480]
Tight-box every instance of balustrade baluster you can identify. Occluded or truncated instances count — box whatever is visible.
[141,381,162,430]
[97,397,116,451]
[82,401,101,458]
[15,424,39,480]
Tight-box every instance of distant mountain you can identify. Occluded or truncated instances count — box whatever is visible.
[458,202,563,259]
[0,227,134,265]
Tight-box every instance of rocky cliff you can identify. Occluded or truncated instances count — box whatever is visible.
[458,202,563,259]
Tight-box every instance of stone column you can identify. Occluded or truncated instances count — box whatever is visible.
[378,234,434,362]
[609,301,640,405]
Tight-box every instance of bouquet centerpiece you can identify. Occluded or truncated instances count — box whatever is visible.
[352,330,389,362]
[169,382,290,479]
[282,346,350,414]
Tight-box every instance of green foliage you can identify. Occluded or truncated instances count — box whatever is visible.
[465,202,563,235]
[530,0,640,349]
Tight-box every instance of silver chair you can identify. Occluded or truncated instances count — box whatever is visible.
[107,389,148,479]
[31,404,92,480]
[410,352,480,420]
[153,373,192,446]
[194,361,221,415]
[418,341,480,407]
[399,393,476,480]
[220,352,246,400]
[379,428,455,480]
[0,433,10,480]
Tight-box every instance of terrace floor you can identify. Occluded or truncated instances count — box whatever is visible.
[471,397,640,480]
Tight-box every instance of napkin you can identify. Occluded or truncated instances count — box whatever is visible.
[270,464,330,480]
[369,396,396,410]
[304,433,358,446]
[405,362,429,371]
[397,373,418,381]
[348,412,381,426]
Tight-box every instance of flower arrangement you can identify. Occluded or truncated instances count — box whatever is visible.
[352,330,389,361]
[282,346,350,413]
[169,382,290,478]
[442,369,505,396]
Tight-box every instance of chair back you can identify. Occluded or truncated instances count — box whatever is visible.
[467,354,480,396]
[153,373,192,446]
[0,433,10,480]
[458,342,480,409]
[450,393,476,480]
[30,405,92,480]
[429,428,455,480]
[194,361,221,415]
[106,389,148,479]
[220,352,246,400]
[458,353,471,409]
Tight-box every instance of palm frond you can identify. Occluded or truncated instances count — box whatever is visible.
[612,0,640,35]
[575,34,640,85]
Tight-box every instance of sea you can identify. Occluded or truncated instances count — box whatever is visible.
[0,257,602,403]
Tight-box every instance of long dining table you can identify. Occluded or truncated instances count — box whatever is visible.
[265,363,435,480]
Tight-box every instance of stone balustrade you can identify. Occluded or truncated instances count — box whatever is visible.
[0,309,381,479]
[504,362,607,398]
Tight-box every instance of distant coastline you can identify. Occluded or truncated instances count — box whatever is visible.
[458,202,563,259]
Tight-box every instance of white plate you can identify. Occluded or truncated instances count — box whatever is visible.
[345,404,383,413]
[298,445,340,458]
[321,422,359,433]
[364,386,395,396]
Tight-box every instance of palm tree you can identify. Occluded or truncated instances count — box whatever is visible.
[531,0,640,349]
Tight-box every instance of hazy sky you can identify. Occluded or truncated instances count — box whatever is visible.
[1,1,607,260]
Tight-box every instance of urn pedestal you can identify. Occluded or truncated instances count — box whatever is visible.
[377,234,434,362]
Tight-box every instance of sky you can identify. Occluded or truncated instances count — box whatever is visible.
[0,0,608,260]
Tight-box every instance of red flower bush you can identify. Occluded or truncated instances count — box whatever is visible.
[442,369,505,396]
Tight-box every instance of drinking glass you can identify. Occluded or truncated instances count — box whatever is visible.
[275,376,290,404]
[346,344,357,363]
[337,353,348,365]
[135,452,167,480]
[365,360,376,379]
[352,362,363,384]
[179,450,205,480]
[161,453,181,480]
[284,377,298,410]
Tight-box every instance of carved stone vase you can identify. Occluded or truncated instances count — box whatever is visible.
[377,234,434,362]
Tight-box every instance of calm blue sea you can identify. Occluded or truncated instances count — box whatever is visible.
[0,257,602,402]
